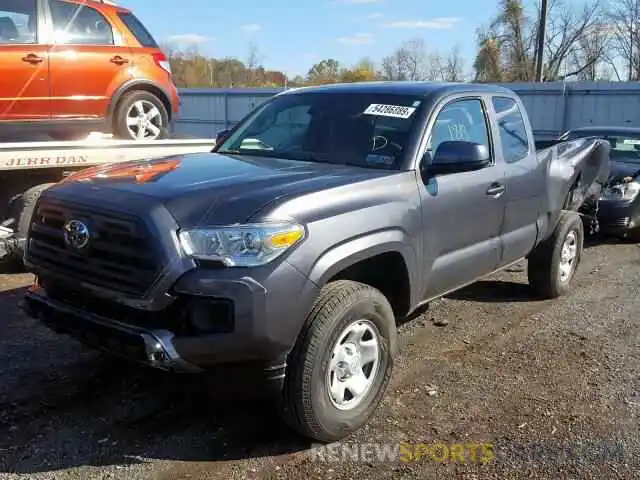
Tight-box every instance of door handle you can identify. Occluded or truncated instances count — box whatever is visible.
[22,53,44,64]
[110,55,129,65]
[486,182,505,198]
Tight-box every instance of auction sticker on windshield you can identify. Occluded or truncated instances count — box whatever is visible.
[364,104,417,119]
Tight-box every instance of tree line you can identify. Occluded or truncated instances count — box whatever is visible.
[164,0,640,88]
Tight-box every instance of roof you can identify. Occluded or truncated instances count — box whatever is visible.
[567,125,640,135]
[280,81,517,98]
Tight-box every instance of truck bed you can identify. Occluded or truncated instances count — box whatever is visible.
[536,136,610,235]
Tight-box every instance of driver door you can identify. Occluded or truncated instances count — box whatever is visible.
[418,96,507,299]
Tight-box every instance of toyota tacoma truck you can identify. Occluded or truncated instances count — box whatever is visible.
[21,82,610,442]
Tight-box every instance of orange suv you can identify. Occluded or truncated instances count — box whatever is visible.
[0,0,180,141]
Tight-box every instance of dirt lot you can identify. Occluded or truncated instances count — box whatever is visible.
[1,236,639,480]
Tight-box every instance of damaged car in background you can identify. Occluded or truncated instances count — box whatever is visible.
[559,126,640,241]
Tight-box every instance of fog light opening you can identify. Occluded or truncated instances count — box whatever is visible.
[187,298,235,334]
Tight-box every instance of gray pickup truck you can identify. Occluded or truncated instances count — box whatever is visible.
[21,82,609,442]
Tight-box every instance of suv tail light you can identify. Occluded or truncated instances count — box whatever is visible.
[152,52,172,75]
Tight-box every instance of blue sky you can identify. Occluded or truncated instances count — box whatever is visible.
[123,0,497,77]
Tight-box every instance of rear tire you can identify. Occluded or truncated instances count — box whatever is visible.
[278,280,397,443]
[528,210,584,299]
[113,90,169,141]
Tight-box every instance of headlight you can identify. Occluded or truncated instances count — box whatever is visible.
[178,222,305,267]
[600,181,640,201]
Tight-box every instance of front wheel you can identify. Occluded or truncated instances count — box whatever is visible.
[279,280,397,442]
[528,210,584,298]
[113,90,169,141]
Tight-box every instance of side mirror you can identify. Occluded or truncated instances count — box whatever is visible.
[215,129,231,144]
[427,141,491,175]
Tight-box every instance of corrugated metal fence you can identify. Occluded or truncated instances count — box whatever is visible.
[174,82,640,140]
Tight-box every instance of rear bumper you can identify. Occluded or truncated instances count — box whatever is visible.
[22,287,203,373]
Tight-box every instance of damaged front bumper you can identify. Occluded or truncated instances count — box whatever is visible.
[21,286,204,373]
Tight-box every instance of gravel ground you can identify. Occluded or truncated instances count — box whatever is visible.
[1,236,639,479]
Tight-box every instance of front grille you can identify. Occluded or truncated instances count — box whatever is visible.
[26,198,162,297]
[602,217,630,228]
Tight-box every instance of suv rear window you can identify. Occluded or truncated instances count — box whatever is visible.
[118,11,158,48]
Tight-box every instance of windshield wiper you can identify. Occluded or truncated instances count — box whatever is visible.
[217,149,280,157]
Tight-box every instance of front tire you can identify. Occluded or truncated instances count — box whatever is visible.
[113,90,169,141]
[528,210,584,298]
[280,280,397,442]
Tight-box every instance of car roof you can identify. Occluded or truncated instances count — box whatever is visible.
[567,125,640,135]
[280,81,517,98]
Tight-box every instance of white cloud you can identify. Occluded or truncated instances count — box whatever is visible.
[337,33,374,45]
[166,34,211,45]
[241,23,262,33]
[386,17,462,29]
[367,12,383,19]
[302,52,317,59]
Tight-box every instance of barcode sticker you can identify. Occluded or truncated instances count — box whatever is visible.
[363,104,416,119]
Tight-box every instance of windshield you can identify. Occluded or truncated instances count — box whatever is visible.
[565,131,640,164]
[215,92,425,170]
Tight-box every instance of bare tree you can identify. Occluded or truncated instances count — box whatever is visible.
[245,42,265,86]
[473,0,606,81]
[379,38,465,81]
[380,38,426,80]
[607,0,640,80]
[566,23,613,80]
[442,46,465,81]
[543,0,605,79]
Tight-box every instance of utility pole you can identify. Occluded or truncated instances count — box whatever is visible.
[630,0,638,80]
[535,0,548,82]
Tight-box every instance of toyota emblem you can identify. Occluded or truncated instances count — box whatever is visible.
[63,219,91,250]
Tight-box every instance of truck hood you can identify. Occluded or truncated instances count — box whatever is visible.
[609,159,640,182]
[56,152,396,227]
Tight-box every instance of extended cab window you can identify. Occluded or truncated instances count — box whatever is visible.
[49,0,114,45]
[427,98,491,157]
[492,96,530,163]
[216,92,425,170]
[0,0,37,44]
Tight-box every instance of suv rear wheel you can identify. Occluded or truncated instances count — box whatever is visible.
[113,90,169,140]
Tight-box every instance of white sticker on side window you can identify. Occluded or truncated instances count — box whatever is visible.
[363,104,416,119]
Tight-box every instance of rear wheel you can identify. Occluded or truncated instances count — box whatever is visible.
[279,280,397,442]
[528,210,584,298]
[113,91,169,141]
